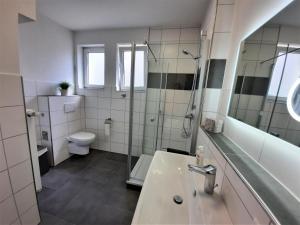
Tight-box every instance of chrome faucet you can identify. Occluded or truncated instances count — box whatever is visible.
[188,164,217,195]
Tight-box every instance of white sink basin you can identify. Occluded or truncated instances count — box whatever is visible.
[132,151,232,225]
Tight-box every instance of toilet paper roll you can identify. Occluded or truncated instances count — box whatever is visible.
[105,123,110,136]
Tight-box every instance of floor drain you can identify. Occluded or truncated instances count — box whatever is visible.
[173,195,183,204]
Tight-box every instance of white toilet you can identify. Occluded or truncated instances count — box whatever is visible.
[67,132,96,155]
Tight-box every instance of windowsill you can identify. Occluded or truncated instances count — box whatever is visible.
[83,86,145,93]
[84,86,105,90]
[119,89,146,93]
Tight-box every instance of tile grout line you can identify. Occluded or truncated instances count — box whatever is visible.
[0,122,23,223]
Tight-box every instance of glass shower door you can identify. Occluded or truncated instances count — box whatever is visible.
[127,62,168,186]
[127,28,207,186]
[127,58,166,186]
[126,42,155,186]
[126,42,143,186]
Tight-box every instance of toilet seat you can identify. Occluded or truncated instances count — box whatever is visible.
[68,132,96,145]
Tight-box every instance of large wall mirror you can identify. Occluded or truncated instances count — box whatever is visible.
[229,1,300,147]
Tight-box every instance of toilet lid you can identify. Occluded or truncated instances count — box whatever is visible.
[69,132,95,142]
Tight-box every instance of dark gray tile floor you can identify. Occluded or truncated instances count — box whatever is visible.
[38,150,140,225]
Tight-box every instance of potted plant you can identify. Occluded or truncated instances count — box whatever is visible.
[58,81,70,96]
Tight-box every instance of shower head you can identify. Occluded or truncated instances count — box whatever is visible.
[182,49,200,60]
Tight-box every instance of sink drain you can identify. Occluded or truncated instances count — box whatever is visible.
[173,195,183,204]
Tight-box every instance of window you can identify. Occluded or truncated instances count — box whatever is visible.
[116,44,147,91]
[268,49,300,98]
[83,47,105,88]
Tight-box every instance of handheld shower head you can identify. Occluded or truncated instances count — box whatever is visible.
[182,49,200,60]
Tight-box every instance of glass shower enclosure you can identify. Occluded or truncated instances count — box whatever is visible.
[126,28,209,186]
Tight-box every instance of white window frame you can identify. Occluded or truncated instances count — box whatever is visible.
[83,46,105,88]
[116,44,147,91]
[268,46,300,99]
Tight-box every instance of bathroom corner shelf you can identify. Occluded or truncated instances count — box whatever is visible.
[202,128,300,225]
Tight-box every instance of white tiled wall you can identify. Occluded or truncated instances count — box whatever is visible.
[202,88,222,123]
[144,27,201,153]
[216,1,300,201]
[196,128,272,225]
[23,79,74,145]
[201,0,235,126]
[77,27,200,156]
[0,74,40,225]
[258,132,300,198]
[37,96,85,166]
[50,96,84,165]
[79,87,146,156]
[257,98,300,147]
[224,117,300,200]
[198,0,300,224]
[229,94,265,128]
[229,25,280,128]
[148,27,200,75]
[143,88,193,153]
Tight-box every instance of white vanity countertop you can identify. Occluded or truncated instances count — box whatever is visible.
[131,151,232,225]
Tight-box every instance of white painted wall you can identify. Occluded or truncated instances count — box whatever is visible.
[19,14,74,85]
[19,14,76,157]
[216,0,300,200]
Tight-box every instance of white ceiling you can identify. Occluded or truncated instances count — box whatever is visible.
[270,0,300,27]
[37,0,210,31]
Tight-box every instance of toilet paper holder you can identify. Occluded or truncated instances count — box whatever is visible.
[104,118,112,137]
[105,118,112,124]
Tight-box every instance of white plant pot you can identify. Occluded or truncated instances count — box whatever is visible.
[60,89,68,96]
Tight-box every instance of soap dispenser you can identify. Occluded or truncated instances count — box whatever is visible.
[196,146,205,166]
